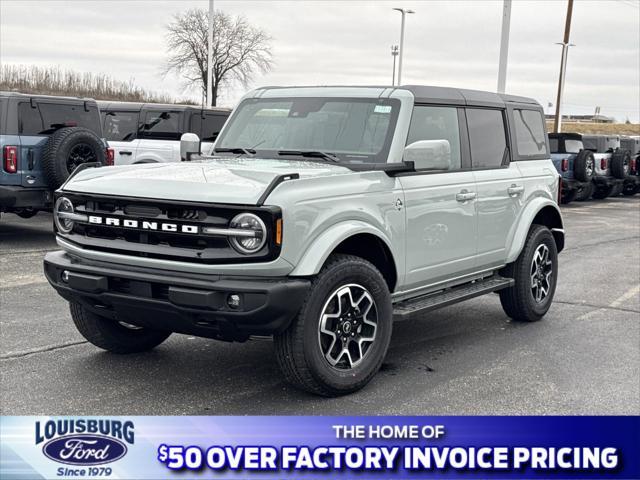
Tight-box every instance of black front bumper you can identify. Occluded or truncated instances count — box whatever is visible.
[44,251,310,342]
[0,185,52,210]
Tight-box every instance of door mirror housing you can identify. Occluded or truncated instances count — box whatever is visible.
[403,140,451,171]
[180,133,201,161]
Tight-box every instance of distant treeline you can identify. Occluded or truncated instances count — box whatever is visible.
[0,64,195,104]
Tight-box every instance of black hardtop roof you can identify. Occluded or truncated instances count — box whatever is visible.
[402,85,539,108]
[254,85,540,108]
[97,100,231,113]
[0,90,97,103]
[548,132,583,140]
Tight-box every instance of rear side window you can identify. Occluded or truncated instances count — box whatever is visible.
[140,110,181,140]
[201,114,227,142]
[466,108,507,169]
[406,106,461,170]
[513,109,547,156]
[18,102,44,135]
[564,139,583,153]
[38,102,102,135]
[549,138,559,153]
[103,111,139,141]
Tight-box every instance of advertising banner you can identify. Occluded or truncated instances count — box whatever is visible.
[1,416,638,479]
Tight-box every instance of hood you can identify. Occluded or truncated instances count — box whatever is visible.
[63,158,352,205]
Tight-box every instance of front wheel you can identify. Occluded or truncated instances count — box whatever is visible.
[70,302,171,353]
[499,225,558,322]
[274,254,392,396]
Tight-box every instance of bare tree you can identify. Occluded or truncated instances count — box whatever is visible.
[164,8,273,106]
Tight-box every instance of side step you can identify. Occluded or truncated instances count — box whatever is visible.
[393,275,514,321]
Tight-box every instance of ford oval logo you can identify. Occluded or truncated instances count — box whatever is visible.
[43,434,127,466]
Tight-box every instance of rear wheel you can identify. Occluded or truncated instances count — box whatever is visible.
[609,183,624,197]
[574,181,593,201]
[561,188,577,204]
[623,182,639,196]
[274,254,392,396]
[499,225,558,322]
[70,302,171,353]
[592,184,614,199]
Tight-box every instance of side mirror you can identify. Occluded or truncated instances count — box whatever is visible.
[403,140,451,171]
[180,133,201,161]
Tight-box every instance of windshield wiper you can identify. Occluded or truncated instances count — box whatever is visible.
[214,147,256,155]
[277,150,341,163]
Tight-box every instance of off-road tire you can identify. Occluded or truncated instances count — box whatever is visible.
[592,184,614,199]
[70,302,171,353]
[561,188,577,204]
[499,225,558,322]
[574,181,593,201]
[274,254,392,396]
[610,150,630,179]
[42,127,106,189]
[609,183,624,197]
[574,150,595,182]
[623,182,640,196]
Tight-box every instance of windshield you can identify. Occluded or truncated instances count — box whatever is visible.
[216,97,401,163]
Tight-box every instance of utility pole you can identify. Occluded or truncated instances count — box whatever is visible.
[553,0,574,133]
[392,8,414,85]
[497,0,512,93]
[206,0,214,107]
[391,45,399,85]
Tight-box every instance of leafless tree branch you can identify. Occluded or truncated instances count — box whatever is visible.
[163,9,273,106]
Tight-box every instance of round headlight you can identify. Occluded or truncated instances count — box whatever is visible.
[229,213,267,254]
[54,197,75,234]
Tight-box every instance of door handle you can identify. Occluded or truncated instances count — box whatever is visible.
[120,151,133,155]
[456,190,477,202]
[507,184,524,196]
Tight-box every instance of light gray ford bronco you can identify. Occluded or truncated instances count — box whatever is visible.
[44,86,564,396]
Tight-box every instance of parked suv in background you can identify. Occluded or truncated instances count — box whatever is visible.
[582,134,629,199]
[0,92,111,220]
[549,132,595,203]
[620,136,639,196]
[99,101,231,165]
[45,86,564,396]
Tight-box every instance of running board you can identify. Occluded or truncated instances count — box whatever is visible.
[393,275,514,320]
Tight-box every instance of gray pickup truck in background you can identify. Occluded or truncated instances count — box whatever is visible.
[44,85,564,396]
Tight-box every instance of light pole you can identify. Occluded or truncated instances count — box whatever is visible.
[497,0,512,93]
[553,0,574,133]
[391,45,399,85]
[206,0,214,107]
[554,41,575,132]
[392,8,414,85]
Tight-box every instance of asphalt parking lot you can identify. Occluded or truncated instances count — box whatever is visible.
[1,197,639,415]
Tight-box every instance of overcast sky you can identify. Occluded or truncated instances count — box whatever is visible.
[1,0,638,121]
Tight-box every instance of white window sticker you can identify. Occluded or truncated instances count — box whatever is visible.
[374,105,392,114]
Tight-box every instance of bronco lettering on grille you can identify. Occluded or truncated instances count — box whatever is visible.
[87,216,199,234]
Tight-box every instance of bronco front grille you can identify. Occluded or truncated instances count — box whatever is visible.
[57,193,281,264]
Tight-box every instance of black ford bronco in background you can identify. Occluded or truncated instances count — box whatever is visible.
[0,92,111,220]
